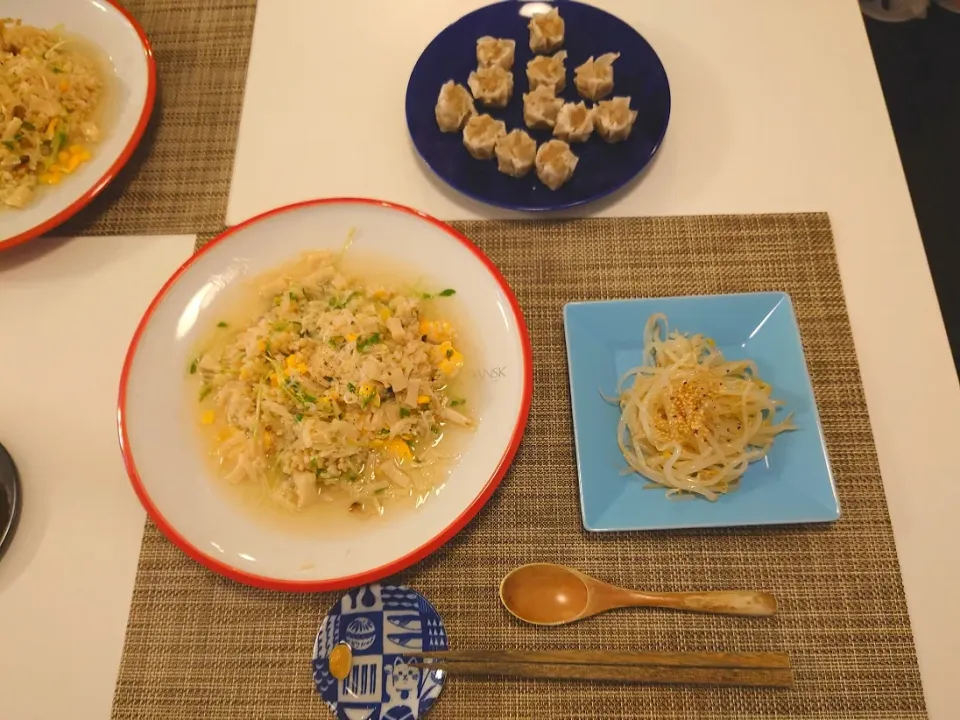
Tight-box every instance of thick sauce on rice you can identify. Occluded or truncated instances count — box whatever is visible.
[187,250,479,527]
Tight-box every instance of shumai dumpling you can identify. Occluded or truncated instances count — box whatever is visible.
[523,85,564,130]
[594,96,638,143]
[435,80,476,132]
[526,50,567,94]
[495,129,537,178]
[528,7,564,54]
[574,53,620,101]
[476,36,516,70]
[467,65,514,108]
[535,139,578,190]
[463,114,507,159]
[553,101,594,143]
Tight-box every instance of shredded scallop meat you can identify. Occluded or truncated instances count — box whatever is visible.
[528,8,565,54]
[526,51,567,94]
[191,251,474,515]
[435,80,476,132]
[611,314,796,500]
[476,36,516,70]
[463,113,506,159]
[574,52,620,101]
[594,96,638,143]
[467,65,514,108]
[535,139,578,190]
[553,102,594,143]
[494,129,536,177]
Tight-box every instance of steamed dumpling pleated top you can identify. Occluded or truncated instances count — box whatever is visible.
[526,50,567,94]
[528,7,564,54]
[535,139,578,190]
[494,129,537,178]
[463,113,507,159]
[476,36,517,70]
[574,53,620,101]
[468,65,515,108]
[523,85,564,130]
[594,96,638,143]
[435,81,476,132]
[553,101,594,143]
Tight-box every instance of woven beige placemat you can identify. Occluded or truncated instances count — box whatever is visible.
[57,0,256,237]
[113,213,926,720]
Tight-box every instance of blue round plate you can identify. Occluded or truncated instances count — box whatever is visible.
[313,584,449,720]
[405,0,671,212]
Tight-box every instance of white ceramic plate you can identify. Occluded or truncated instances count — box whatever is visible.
[1,0,155,249]
[119,199,532,591]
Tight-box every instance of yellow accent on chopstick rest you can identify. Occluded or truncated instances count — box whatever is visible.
[328,642,353,681]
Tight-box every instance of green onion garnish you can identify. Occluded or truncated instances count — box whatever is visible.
[357,332,381,352]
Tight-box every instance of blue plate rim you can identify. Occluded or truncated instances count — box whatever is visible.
[404,0,672,212]
[562,291,840,532]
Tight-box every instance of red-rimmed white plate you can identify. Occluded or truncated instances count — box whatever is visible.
[0,0,156,250]
[119,199,532,591]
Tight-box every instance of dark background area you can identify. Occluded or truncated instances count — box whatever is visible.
[864,4,960,372]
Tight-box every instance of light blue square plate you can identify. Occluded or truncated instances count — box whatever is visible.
[563,293,840,532]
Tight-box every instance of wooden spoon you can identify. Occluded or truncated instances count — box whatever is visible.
[499,563,777,625]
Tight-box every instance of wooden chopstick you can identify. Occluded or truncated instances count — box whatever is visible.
[407,649,791,670]
[409,660,793,687]
[405,650,793,688]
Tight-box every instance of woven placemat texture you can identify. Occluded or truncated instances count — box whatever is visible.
[113,213,926,719]
[57,0,257,237]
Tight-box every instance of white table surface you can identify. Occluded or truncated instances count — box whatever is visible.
[0,235,195,720]
[1,2,957,720]
[229,1,959,718]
